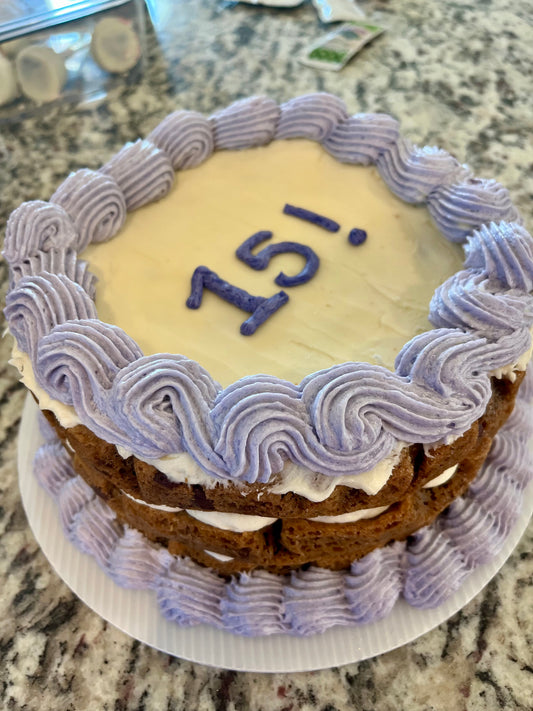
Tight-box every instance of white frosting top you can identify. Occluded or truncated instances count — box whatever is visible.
[82,140,464,386]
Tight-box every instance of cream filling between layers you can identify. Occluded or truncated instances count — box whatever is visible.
[122,490,392,531]
[135,439,408,497]
[204,550,235,562]
[423,464,458,488]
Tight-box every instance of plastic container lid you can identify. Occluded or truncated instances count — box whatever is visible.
[0,1,134,44]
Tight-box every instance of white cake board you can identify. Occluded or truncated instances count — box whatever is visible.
[18,394,533,672]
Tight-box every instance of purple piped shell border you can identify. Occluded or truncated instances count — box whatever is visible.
[4,93,533,485]
[33,373,533,636]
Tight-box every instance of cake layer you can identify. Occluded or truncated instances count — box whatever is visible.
[41,371,524,574]
[32,369,533,634]
[63,413,497,574]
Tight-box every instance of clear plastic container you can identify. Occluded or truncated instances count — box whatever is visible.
[0,1,145,121]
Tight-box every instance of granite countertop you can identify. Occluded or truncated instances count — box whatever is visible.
[1,0,532,708]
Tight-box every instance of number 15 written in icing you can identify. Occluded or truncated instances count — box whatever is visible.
[185,205,367,335]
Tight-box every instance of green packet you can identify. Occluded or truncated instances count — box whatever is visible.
[300,21,385,71]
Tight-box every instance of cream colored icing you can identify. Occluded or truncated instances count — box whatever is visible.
[204,550,235,562]
[123,491,182,513]
[9,340,81,429]
[123,489,389,530]
[185,509,277,532]
[82,140,464,386]
[423,464,458,489]
[120,443,404,496]
[267,445,406,498]
[125,449,229,489]
[138,441,406,496]
[309,505,390,524]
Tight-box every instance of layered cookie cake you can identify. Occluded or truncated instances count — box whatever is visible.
[4,94,533,636]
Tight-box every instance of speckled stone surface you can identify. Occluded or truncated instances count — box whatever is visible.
[1,0,532,708]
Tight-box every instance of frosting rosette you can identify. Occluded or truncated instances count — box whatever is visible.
[51,169,127,250]
[8,247,97,296]
[3,200,78,263]
[275,93,348,142]
[427,177,522,243]
[376,139,470,204]
[322,113,399,165]
[147,110,214,169]
[5,273,97,360]
[464,221,533,292]
[100,139,174,211]
[210,96,280,150]
[35,319,143,412]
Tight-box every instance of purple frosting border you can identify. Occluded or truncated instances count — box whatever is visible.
[4,93,533,486]
[33,369,533,636]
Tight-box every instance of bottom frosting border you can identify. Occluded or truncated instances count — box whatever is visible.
[28,370,533,638]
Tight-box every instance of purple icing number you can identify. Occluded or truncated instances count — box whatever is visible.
[186,266,289,336]
[236,230,319,287]
[186,205,366,335]
[283,203,340,232]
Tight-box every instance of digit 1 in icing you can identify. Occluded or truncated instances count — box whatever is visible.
[236,231,320,287]
[186,265,289,336]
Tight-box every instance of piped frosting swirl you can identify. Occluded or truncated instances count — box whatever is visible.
[3,200,78,263]
[427,178,522,243]
[376,139,470,204]
[464,222,533,292]
[51,169,127,250]
[147,110,214,169]
[100,139,174,211]
[210,96,280,150]
[8,247,97,297]
[429,270,533,335]
[275,93,348,141]
[5,273,97,360]
[322,113,399,165]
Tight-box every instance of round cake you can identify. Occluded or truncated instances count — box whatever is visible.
[4,93,533,636]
